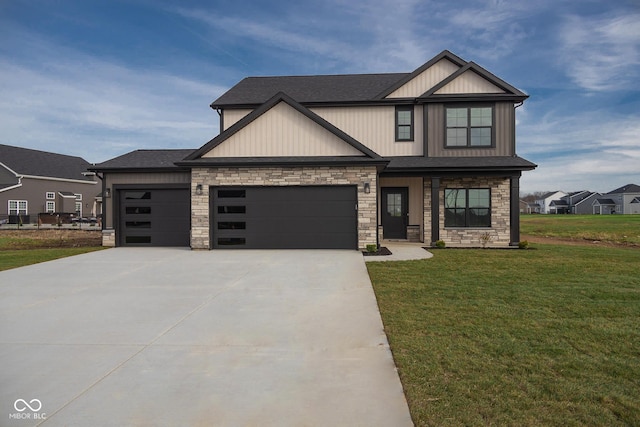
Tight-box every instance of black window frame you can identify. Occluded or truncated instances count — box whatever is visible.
[395,105,414,142]
[444,188,492,228]
[445,104,495,148]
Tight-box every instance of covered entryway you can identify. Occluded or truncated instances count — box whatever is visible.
[211,186,357,249]
[118,187,190,246]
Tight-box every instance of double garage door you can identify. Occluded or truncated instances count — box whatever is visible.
[211,186,357,249]
[119,185,358,249]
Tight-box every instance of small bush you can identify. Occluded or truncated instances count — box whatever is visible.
[518,240,529,249]
[435,240,446,249]
[366,244,378,253]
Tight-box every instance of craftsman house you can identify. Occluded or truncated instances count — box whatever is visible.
[92,50,536,249]
[0,144,98,224]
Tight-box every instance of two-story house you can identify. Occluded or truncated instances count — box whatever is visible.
[0,144,98,224]
[536,191,567,214]
[594,184,640,214]
[92,50,536,249]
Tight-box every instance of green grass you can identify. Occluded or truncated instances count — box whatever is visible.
[368,244,640,426]
[0,247,105,271]
[521,214,640,246]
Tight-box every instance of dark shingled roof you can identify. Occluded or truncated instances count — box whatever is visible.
[212,73,407,107]
[595,198,616,205]
[384,156,537,172]
[91,149,195,171]
[0,144,94,181]
[607,183,640,194]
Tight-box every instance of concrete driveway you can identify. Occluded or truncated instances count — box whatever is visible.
[0,248,412,426]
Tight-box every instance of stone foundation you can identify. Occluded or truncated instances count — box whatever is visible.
[102,229,116,247]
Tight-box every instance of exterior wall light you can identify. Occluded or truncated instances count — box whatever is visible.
[364,182,371,194]
[196,184,203,195]
[104,188,111,198]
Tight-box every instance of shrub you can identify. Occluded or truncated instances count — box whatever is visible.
[366,244,378,253]
[435,240,446,249]
[518,240,530,249]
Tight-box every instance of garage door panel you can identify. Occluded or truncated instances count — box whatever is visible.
[212,186,357,249]
[119,188,190,247]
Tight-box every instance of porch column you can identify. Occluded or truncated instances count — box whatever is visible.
[510,175,520,246]
[431,177,440,245]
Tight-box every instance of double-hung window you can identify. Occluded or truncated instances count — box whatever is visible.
[444,189,491,227]
[8,200,28,215]
[395,106,414,141]
[446,106,493,147]
[46,201,55,213]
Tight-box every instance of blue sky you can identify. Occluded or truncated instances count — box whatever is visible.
[1,0,638,195]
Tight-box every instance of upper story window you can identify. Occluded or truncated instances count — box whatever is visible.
[46,192,55,200]
[446,106,493,148]
[395,106,414,141]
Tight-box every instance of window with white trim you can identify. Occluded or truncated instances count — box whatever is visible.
[46,201,56,213]
[8,200,28,215]
[75,202,82,216]
[446,106,493,147]
[75,193,82,201]
[46,192,55,200]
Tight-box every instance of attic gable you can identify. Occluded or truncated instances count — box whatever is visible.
[384,58,461,99]
[421,62,528,99]
[188,93,380,160]
[377,50,467,99]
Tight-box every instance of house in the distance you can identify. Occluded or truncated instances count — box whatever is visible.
[0,144,98,224]
[536,191,567,214]
[92,50,536,248]
[595,184,640,214]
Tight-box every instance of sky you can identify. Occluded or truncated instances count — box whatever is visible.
[1,0,638,195]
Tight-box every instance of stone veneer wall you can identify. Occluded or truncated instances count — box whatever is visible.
[190,166,378,249]
[439,176,511,247]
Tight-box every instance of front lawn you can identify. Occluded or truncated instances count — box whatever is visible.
[368,244,640,426]
[521,214,640,246]
[0,229,104,271]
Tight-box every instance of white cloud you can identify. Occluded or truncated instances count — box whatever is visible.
[559,12,640,91]
[518,109,640,194]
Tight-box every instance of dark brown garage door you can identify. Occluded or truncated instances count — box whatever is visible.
[211,186,357,249]
[118,188,190,246]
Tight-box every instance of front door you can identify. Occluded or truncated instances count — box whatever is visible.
[381,187,408,239]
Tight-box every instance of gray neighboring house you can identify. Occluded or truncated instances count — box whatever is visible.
[595,184,640,214]
[92,50,536,249]
[554,190,601,215]
[0,144,98,224]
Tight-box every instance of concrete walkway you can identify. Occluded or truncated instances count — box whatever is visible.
[0,248,412,426]
[365,241,434,262]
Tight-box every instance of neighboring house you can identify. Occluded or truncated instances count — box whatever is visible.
[569,191,601,214]
[598,184,640,214]
[0,144,98,224]
[592,198,617,215]
[536,191,567,214]
[92,50,536,249]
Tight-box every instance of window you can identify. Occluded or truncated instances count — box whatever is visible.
[446,106,493,147]
[8,200,27,215]
[444,189,491,227]
[46,201,55,213]
[395,106,414,141]
[75,193,82,201]
[75,202,82,216]
[46,192,55,200]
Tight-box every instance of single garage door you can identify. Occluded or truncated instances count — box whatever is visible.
[211,186,357,249]
[118,188,190,246]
